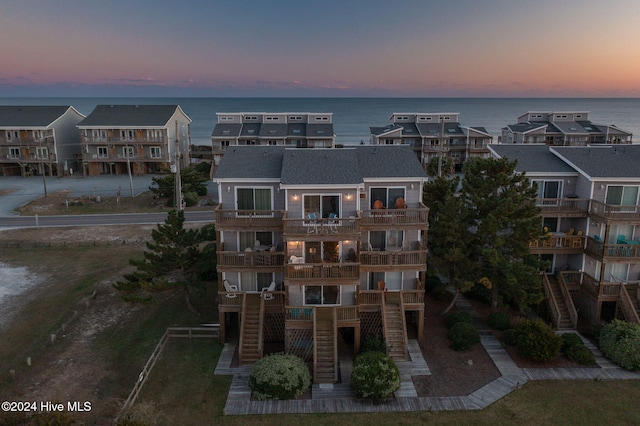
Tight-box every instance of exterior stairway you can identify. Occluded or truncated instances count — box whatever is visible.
[383,301,408,361]
[314,319,337,383]
[624,285,640,320]
[239,294,262,364]
[547,275,575,330]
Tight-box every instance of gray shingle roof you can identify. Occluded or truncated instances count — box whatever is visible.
[0,106,75,127]
[489,144,576,174]
[211,123,242,137]
[551,146,640,178]
[259,123,288,137]
[306,123,334,137]
[214,145,427,184]
[78,105,188,127]
[370,124,402,136]
[287,123,307,137]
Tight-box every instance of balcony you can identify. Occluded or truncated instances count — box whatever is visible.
[529,235,584,253]
[590,200,640,222]
[469,141,491,152]
[81,135,168,144]
[217,250,285,270]
[282,216,360,239]
[360,243,427,271]
[585,237,640,261]
[359,203,429,230]
[214,205,285,231]
[536,198,589,217]
[285,262,359,283]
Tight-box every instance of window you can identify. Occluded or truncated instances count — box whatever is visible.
[237,188,272,211]
[370,187,405,209]
[147,130,163,140]
[240,272,272,292]
[370,230,403,250]
[303,194,340,218]
[9,147,20,159]
[532,180,562,205]
[36,147,48,159]
[239,231,273,251]
[121,130,134,140]
[150,146,161,158]
[122,146,134,158]
[606,185,639,208]
[97,146,108,158]
[304,285,340,305]
[368,272,403,291]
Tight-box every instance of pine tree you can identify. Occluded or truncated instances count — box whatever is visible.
[423,176,474,314]
[114,210,215,313]
[462,157,543,310]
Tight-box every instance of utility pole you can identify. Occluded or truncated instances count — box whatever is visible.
[126,144,134,198]
[174,121,183,211]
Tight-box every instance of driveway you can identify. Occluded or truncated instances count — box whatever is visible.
[0,175,155,216]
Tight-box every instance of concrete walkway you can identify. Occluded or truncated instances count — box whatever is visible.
[214,295,640,415]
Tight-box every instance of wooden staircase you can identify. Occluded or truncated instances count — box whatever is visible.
[622,284,640,323]
[547,275,575,330]
[239,294,262,364]
[314,308,337,384]
[383,297,408,361]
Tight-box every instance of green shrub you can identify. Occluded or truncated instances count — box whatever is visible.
[488,311,512,331]
[600,319,640,371]
[561,333,584,353]
[513,319,562,362]
[501,328,516,346]
[566,345,596,366]
[249,353,311,400]
[448,321,480,351]
[444,311,473,329]
[351,351,400,398]
[183,191,199,207]
[361,333,387,354]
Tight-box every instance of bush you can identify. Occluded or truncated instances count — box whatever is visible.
[561,333,596,366]
[249,353,311,400]
[351,351,400,398]
[183,191,199,207]
[444,311,473,329]
[501,328,516,346]
[448,321,480,351]
[599,319,640,371]
[361,334,387,354]
[488,311,512,331]
[513,319,562,362]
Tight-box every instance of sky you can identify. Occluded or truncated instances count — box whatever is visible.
[1,0,640,97]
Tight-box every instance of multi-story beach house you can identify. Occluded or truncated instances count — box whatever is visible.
[214,145,428,384]
[0,106,85,177]
[490,144,640,329]
[369,113,492,173]
[77,105,191,176]
[501,111,633,146]
[210,112,335,177]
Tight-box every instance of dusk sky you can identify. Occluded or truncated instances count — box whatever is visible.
[2,0,640,97]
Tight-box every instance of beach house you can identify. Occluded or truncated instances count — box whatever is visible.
[210,112,335,177]
[0,106,85,177]
[490,144,640,328]
[77,105,191,176]
[214,145,428,384]
[501,111,633,146]
[369,113,492,173]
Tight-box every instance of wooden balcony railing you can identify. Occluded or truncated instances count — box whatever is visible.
[335,305,359,323]
[359,248,427,268]
[286,306,314,321]
[285,262,359,281]
[359,203,429,228]
[585,237,640,260]
[357,290,384,305]
[401,290,425,306]
[81,136,168,144]
[590,200,640,221]
[529,235,584,251]
[282,217,359,237]
[215,206,285,229]
[218,291,244,307]
[536,198,589,216]
[217,251,285,268]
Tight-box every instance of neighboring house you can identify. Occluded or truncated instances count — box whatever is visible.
[210,112,335,177]
[501,111,633,146]
[77,105,192,176]
[490,144,640,328]
[0,106,85,177]
[213,145,429,383]
[370,113,492,173]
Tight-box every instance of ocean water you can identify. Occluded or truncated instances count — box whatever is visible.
[1,97,639,146]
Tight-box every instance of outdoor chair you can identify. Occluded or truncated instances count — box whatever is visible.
[307,213,318,233]
[223,279,238,298]
[262,281,276,300]
[328,213,339,233]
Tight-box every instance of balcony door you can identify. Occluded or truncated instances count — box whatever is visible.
[237,187,272,214]
[606,185,639,212]
[303,194,340,218]
[369,271,403,291]
[370,187,405,209]
[532,180,562,206]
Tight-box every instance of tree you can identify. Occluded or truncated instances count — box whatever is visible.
[426,155,454,178]
[423,176,474,314]
[114,210,216,313]
[150,166,208,207]
[462,157,544,310]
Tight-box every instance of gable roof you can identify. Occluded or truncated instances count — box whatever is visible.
[0,106,80,127]
[78,105,190,127]
[551,146,640,179]
[488,144,576,174]
[214,145,427,184]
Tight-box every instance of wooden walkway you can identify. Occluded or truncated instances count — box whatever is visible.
[215,295,640,415]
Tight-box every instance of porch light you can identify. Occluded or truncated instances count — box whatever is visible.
[345,193,352,200]
[292,194,299,201]
[226,186,231,193]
